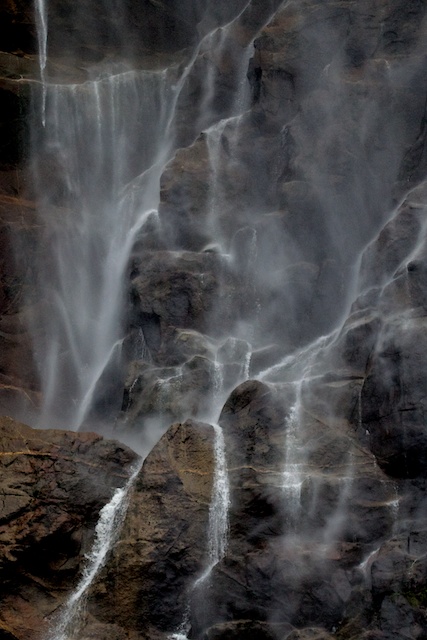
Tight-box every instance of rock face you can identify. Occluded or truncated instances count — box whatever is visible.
[186,380,401,639]
[0,415,138,640]
[116,0,427,443]
[0,49,39,418]
[47,375,426,640]
[1,0,427,640]
[76,419,215,640]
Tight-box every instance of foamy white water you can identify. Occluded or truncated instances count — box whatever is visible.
[31,67,184,430]
[282,381,304,527]
[207,423,230,563]
[168,423,230,639]
[30,1,261,433]
[196,423,230,585]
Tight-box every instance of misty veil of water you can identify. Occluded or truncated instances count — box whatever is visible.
[31,50,189,429]
[26,0,427,636]
[30,0,263,433]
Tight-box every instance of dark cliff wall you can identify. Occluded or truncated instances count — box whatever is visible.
[0,1,427,640]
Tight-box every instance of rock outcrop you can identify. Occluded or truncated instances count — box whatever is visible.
[0,415,138,640]
[72,418,215,640]
[1,0,427,639]
[115,0,427,440]
[50,374,426,639]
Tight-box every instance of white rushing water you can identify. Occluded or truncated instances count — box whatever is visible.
[282,381,304,528]
[32,68,181,430]
[46,462,141,640]
[168,423,230,640]
[30,0,262,433]
[34,0,48,125]
[206,423,230,565]
[196,423,230,584]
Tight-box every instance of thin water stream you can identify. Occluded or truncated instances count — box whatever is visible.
[34,0,48,125]
[46,462,142,640]
[169,422,230,640]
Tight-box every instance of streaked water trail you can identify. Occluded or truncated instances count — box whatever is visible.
[168,423,230,640]
[46,461,141,640]
[34,0,48,125]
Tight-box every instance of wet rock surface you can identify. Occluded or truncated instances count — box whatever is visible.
[60,376,426,640]
[0,415,138,640]
[80,419,216,640]
[0,0,427,639]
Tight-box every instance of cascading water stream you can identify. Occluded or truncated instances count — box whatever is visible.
[34,0,48,126]
[203,423,230,572]
[169,423,230,640]
[193,423,230,587]
[46,461,142,640]
[30,0,266,433]
[32,69,179,429]
[282,381,304,528]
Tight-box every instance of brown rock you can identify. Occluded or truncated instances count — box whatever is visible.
[82,419,216,639]
[0,415,138,640]
[186,379,398,637]
[0,188,42,415]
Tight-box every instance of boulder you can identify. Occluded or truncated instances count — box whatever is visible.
[187,380,397,637]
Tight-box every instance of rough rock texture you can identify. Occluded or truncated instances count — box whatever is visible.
[1,0,427,639]
[0,197,41,419]
[0,0,249,60]
[179,7,426,336]
[0,415,138,640]
[116,0,427,435]
[63,375,427,640]
[74,419,216,640]
[186,381,397,639]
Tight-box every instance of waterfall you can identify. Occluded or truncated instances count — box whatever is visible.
[241,341,252,380]
[282,382,304,528]
[8,0,427,640]
[34,0,48,125]
[193,422,230,585]
[14,0,426,637]
[31,68,181,430]
[211,360,225,412]
[136,327,152,363]
[205,423,230,567]
[29,0,266,433]
[45,462,141,640]
[169,423,230,640]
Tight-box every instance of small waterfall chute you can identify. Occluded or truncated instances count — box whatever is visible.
[45,461,141,640]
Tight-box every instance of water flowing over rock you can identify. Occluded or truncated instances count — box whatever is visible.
[1,0,427,638]
[79,419,216,640]
[0,415,138,639]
